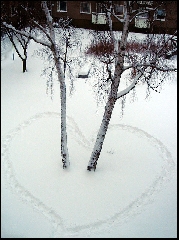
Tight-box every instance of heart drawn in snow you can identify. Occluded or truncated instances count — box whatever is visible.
[1,112,175,237]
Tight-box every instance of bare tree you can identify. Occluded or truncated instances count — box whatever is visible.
[2,1,73,168]
[1,1,33,72]
[4,27,31,72]
[86,1,177,171]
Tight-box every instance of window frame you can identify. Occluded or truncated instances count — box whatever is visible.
[154,8,166,21]
[114,4,124,16]
[96,3,106,13]
[57,1,67,12]
[80,2,91,14]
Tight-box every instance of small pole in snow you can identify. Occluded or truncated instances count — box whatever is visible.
[12,53,14,60]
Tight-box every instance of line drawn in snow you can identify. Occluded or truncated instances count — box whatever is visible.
[1,112,175,237]
[106,149,115,154]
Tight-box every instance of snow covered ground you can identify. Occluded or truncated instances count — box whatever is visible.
[1,30,177,238]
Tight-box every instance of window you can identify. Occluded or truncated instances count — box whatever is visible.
[114,4,124,16]
[96,3,105,13]
[155,9,166,21]
[47,1,52,12]
[80,2,91,14]
[92,3,106,24]
[57,1,67,12]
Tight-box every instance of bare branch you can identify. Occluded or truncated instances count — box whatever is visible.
[31,20,53,45]
[124,63,177,72]
[100,2,125,23]
[117,70,143,99]
[2,22,51,48]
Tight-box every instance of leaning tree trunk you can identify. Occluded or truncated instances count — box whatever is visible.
[87,2,130,171]
[86,26,128,171]
[87,85,117,171]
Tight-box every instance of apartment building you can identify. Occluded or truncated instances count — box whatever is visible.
[1,1,177,34]
[51,1,177,34]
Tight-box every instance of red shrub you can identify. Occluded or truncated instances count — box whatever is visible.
[86,40,114,57]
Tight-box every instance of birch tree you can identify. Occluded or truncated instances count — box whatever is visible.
[87,1,177,171]
[2,1,70,168]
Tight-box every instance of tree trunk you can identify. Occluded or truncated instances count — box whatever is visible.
[87,87,117,171]
[87,2,130,171]
[23,59,27,73]
[60,79,70,168]
[54,53,70,168]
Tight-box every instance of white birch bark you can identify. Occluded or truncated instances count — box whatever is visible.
[42,1,70,168]
[87,86,116,171]
[87,1,177,171]
[52,48,70,168]
[3,1,70,168]
[87,1,130,171]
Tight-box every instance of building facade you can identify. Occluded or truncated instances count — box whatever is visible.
[1,1,177,34]
[51,1,177,34]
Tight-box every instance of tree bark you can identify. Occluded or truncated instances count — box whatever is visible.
[53,49,70,168]
[87,2,130,171]
[3,2,71,169]
[60,78,70,168]
[87,85,117,171]
[23,59,27,72]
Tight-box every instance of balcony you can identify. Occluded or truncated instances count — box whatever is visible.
[92,12,107,24]
[135,14,150,28]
